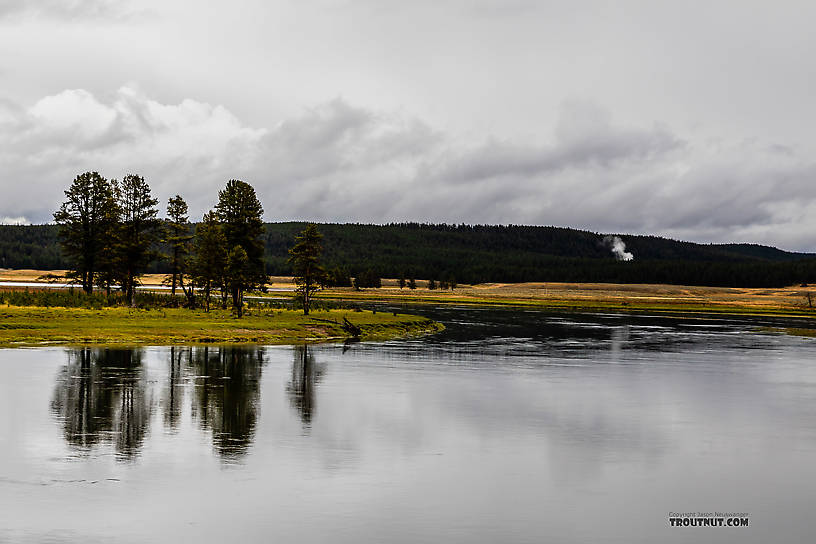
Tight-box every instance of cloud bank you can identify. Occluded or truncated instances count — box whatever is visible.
[1,87,815,251]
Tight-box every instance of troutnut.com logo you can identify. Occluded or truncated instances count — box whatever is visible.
[668,512,750,528]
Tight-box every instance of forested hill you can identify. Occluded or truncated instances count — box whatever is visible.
[2,222,816,287]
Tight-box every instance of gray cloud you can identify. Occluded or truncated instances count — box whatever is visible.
[2,87,815,251]
[0,0,142,21]
[432,121,681,185]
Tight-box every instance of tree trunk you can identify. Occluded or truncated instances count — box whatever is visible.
[171,246,178,296]
[232,286,241,316]
[84,270,93,294]
[127,268,135,307]
[179,275,194,309]
[303,282,310,315]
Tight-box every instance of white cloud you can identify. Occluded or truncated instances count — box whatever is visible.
[1,87,815,251]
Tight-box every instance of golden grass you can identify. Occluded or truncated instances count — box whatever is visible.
[315,281,816,318]
[4,270,816,318]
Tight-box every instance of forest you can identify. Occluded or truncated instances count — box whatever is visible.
[2,220,816,288]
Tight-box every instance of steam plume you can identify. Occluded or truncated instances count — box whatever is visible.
[603,235,634,261]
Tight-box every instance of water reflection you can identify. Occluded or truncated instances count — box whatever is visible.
[162,346,185,431]
[51,346,267,461]
[50,348,152,460]
[189,346,265,459]
[287,345,326,427]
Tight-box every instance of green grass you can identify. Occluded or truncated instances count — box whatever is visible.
[0,306,444,348]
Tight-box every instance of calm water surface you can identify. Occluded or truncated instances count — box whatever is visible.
[2,307,816,543]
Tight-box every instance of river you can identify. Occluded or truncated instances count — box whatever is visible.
[1,306,815,543]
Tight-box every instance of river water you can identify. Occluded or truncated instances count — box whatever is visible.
[1,306,815,543]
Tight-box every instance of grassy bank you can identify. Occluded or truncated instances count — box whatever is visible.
[0,306,444,348]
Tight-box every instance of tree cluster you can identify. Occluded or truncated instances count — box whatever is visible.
[53,172,161,305]
[54,173,266,316]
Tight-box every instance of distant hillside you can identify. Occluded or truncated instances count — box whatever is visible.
[2,222,815,287]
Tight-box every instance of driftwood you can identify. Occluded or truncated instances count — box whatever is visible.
[342,317,362,337]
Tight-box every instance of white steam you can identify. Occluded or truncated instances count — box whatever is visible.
[604,235,634,261]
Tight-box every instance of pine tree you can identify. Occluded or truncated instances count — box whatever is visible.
[94,192,123,295]
[53,172,117,293]
[113,174,162,306]
[398,274,406,289]
[166,195,191,297]
[288,224,327,315]
[191,211,227,312]
[408,278,417,290]
[428,278,436,290]
[215,180,265,312]
[225,245,250,317]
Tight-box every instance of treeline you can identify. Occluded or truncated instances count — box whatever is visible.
[3,219,816,289]
[0,225,62,269]
[264,223,816,288]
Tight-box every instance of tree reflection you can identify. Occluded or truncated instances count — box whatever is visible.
[189,346,265,459]
[287,345,325,427]
[51,348,152,460]
[51,346,266,461]
[162,346,187,431]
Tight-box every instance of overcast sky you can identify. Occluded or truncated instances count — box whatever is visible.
[1,0,815,250]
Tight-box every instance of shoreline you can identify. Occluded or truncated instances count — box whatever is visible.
[0,306,444,349]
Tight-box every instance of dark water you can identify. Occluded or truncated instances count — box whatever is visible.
[1,307,816,543]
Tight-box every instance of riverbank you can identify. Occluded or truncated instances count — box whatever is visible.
[3,269,816,319]
[0,306,444,348]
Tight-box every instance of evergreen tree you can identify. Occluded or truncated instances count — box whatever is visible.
[428,278,436,290]
[94,193,123,295]
[53,172,117,293]
[191,211,227,312]
[288,224,327,315]
[225,245,250,317]
[408,277,417,290]
[215,180,265,311]
[114,174,162,306]
[165,195,191,296]
[399,274,406,289]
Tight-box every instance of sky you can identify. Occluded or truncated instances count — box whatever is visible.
[1,0,815,251]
